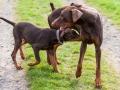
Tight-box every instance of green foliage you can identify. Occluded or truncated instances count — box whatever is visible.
[16,0,120,90]
[86,0,120,29]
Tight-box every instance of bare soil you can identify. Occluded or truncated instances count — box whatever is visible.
[0,0,28,90]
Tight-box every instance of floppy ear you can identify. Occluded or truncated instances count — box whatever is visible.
[71,9,83,22]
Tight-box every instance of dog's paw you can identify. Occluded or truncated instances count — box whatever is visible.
[75,70,82,78]
[57,61,61,65]
[95,78,102,89]
[21,56,25,60]
[47,60,61,65]
[28,63,34,66]
[54,69,63,74]
[56,70,63,74]
[47,60,51,65]
[16,65,23,70]
[28,61,40,66]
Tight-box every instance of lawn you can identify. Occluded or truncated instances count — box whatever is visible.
[86,0,120,29]
[15,0,120,90]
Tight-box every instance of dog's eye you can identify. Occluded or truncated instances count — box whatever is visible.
[61,14,67,22]
[61,14,63,17]
[63,17,67,21]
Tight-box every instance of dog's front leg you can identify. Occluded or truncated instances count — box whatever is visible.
[76,42,87,78]
[28,44,40,66]
[53,44,61,64]
[46,44,61,65]
[46,50,51,65]
[48,48,61,73]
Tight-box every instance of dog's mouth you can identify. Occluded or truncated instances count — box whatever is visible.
[60,25,67,31]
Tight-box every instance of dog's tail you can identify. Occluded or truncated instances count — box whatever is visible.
[50,2,55,11]
[0,17,15,26]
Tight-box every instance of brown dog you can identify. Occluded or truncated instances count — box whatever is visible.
[52,3,103,88]
[0,17,80,73]
[48,3,81,65]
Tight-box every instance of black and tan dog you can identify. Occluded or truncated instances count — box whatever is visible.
[0,17,80,73]
[52,3,103,88]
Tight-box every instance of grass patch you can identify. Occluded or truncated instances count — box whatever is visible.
[86,0,120,29]
[15,0,120,90]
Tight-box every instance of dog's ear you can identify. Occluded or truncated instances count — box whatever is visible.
[70,3,82,7]
[70,3,74,6]
[50,2,55,11]
[71,9,83,22]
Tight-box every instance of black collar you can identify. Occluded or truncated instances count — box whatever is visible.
[56,29,63,45]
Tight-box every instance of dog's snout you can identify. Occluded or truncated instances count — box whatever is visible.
[51,19,57,27]
[51,22,55,27]
[52,18,60,28]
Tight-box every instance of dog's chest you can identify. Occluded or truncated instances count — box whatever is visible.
[40,40,58,50]
[80,24,95,44]
[49,40,58,46]
[81,35,93,44]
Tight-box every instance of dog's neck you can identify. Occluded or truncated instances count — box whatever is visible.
[56,29,63,45]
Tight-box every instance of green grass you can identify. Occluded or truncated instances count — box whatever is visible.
[86,0,120,29]
[15,0,120,90]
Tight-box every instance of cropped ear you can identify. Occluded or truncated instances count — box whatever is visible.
[70,3,74,6]
[71,9,83,22]
[70,3,82,7]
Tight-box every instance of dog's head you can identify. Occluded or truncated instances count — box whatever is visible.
[48,6,67,29]
[61,28,80,41]
[52,6,83,31]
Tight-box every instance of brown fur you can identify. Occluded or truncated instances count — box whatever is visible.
[52,3,103,88]
[48,3,81,65]
[0,17,80,73]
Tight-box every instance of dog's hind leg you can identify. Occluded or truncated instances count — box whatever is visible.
[11,39,23,70]
[54,44,61,64]
[19,39,27,60]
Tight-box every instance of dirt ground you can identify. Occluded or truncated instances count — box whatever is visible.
[0,0,28,90]
[0,0,120,90]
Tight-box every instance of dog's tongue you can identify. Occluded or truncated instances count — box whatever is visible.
[60,25,67,31]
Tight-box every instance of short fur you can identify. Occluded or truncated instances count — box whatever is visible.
[48,3,81,65]
[52,3,103,88]
[0,17,80,73]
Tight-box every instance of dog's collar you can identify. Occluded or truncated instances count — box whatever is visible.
[56,29,63,45]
